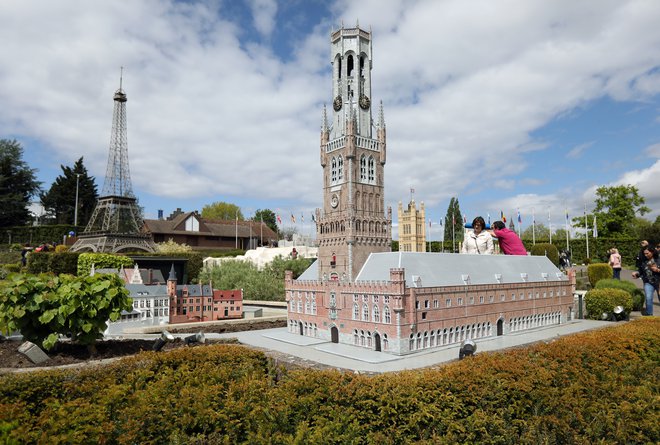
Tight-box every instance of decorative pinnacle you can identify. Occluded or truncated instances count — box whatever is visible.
[114,67,127,102]
[321,104,329,132]
[378,100,385,128]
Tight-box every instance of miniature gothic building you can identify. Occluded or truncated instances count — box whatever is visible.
[284,25,576,355]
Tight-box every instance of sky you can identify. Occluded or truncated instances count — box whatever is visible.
[2,0,659,241]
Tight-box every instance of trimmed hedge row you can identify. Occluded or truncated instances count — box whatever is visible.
[0,318,658,444]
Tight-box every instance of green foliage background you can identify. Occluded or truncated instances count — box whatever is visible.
[0,318,657,443]
[587,263,613,287]
[199,256,312,301]
[77,253,134,276]
[529,243,559,266]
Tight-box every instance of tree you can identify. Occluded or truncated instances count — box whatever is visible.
[554,228,570,240]
[521,223,550,241]
[252,208,278,234]
[574,185,650,238]
[443,197,463,251]
[201,201,244,220]
[40,157,98,227]
[0,139,41,227]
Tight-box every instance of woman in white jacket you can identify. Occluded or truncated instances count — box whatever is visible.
[461,216,494,254]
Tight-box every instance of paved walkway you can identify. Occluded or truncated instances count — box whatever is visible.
[132,319,613,373]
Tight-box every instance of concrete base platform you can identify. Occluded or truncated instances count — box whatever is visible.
[210,318,612,373]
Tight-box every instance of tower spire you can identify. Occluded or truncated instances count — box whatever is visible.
[378,100,385,128]
[321,104,329,133]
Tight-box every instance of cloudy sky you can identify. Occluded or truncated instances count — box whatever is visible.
[3,0,659,239]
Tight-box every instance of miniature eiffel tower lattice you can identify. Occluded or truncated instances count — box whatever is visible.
[71,72,156,253]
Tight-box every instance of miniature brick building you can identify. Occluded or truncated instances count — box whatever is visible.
[284,25,576,355]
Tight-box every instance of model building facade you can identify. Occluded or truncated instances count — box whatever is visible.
[284,25,576,355]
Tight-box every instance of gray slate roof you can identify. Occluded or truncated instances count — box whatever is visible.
[297,252,565,286]
[357,252,565,286]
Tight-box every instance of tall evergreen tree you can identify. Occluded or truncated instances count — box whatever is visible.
[40,157,98,227]
[0,139,41,227]
[443,197,463,252]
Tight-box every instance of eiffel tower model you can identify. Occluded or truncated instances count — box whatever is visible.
[71,72,156,253]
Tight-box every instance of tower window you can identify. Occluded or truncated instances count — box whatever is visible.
[331,157,337,182]
[360,155,367,180]
[337,155,344,181]
[347,55,354,77]
[360,56,365,77]
[368,156,375,182]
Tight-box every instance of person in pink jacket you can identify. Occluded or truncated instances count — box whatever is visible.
[608,247,622,280]
[491,221,527,255]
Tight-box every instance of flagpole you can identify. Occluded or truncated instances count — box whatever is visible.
[235,211,238,249]
[565,209,569,253]
[548,209,552,244]
[532,207,536,245]
[584,203,589,260]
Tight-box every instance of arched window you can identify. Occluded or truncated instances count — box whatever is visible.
[362,303,369,321]
[373,305,380,323]
[337,156,344,180]
[331,157,337,183]
[311,301,317,315]
[353,303,359,320]
[368,156,375,182]
[360,155,367,180]
[384,305,391,324]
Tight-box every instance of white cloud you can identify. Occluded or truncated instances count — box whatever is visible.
[246,0,278,37]
[566,141,595,159]
[645,142,660,158]
[1,0,659,221]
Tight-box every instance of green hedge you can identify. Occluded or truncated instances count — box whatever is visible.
[131,251,204,283]
[587,263,612,287]
[77,253,134,276]
[529,243,559,266]
[0,225,80,245]
[584,288,633,320]
[0,319,658,443]
[25,252,80,275]
[595,278,645,311]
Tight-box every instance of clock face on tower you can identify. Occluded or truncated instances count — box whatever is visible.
[333,95,342,111]
[330,194,339,208]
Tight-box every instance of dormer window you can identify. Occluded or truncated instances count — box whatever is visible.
[185,215,199,232]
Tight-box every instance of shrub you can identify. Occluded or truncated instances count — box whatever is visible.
[584,288,632,320]
[0,273,132,350]
[77,252,133,276]
[25,251,50,274]
[587,263,612,287]
[595,278,644,311]
[54,244,69,253]
[48,252,80,275]
[0,319,658,444]
[529,243,559,266]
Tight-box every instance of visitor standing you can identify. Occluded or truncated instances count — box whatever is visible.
[608,248,622,280]
[461,216,494,254]
[490,221,527,255]
[632,246,660,316]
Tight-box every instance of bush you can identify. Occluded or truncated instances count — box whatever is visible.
[54,244,69,253]
[529,243,559,266]
[77,252,133,276]
[595,278,644,311]
[0,319,658,444]
[584,288,633,320]
[587,263,612,287]
[0,273,132,350]
[25,251,50,274]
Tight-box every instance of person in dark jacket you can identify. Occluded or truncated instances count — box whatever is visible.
[632,246,660,316]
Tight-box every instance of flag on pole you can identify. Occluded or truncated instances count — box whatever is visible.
[463,214,467,224]
[517,209,522,224]
[291,214,296,223]
[276,214,282,225]
[500,210,507,223]
[429,219,432,228]
[301,213,304,223]
[311,213,315,223]
[439,217,443,226]
[593,215,598,238]
[565,209,569,222]
[487,213,491,225]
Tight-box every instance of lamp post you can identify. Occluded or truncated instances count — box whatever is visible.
[74,174,80,227]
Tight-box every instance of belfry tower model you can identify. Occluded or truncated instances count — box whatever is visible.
[72,72,156,253]
[316,25,392,281]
